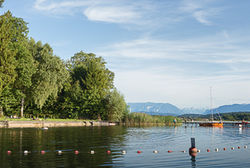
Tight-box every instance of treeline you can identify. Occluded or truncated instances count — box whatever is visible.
[180,112,250,121]
[0,3,128,121]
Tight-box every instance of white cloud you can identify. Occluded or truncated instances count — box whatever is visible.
[180,0,223,25]
[84,5,140,24]
[33,0,223,26]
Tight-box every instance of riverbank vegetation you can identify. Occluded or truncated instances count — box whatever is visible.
[124,113,182,126]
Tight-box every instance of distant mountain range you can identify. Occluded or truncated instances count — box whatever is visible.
[128,102,182,116]
[128,102,250,116]
[205,104,250,114]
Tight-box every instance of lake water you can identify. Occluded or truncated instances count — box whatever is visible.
[0,125,250,168]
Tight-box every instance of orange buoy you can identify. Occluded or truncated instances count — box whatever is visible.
[207,149,210,152]
[223,148,226,151]
[189,147,197,153]
[238,146,240,149]
[168,150,173,153]
[107,150,111,154]
[41,150,46,154]
[137,150,142,154]
[75,150,79,155]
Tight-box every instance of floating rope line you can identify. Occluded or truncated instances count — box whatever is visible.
[4,145,249,155]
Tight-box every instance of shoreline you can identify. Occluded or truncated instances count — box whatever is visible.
[0,120,117,128]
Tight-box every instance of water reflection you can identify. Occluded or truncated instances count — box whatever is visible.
[1,126,250,167]
[0,127,128,168]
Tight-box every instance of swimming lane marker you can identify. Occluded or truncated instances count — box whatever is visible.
[189,138,198,154]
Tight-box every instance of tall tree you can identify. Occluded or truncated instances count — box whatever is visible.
[69,51,114,119]
[14,40,36,117]
[0,11,29,116]
[28,39,69,109]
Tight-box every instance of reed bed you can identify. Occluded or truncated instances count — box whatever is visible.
[123,112,182,126]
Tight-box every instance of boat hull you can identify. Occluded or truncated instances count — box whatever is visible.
[199,122,223,128]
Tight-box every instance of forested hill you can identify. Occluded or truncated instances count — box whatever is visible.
[205,104,250,114]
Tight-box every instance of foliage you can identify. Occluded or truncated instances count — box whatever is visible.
[67,51,114,119]
[125,112,182,126]
[0,11,28,97]
[0,8,131,122]
[102,88,129,122]
[28,39,69,109]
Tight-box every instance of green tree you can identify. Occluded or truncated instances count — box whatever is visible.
[28,39,69,110]
[69,51,114,119]
[0,11,29,116]
[14,40,36,117]
[103,88,128,122]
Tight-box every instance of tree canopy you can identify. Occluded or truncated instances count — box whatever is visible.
[0,7,128,121]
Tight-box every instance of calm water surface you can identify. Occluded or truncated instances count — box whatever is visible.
[0,125,250,168]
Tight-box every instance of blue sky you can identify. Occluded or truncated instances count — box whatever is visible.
[2,0,250,108]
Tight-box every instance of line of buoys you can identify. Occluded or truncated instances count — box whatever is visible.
[5,145,249,156]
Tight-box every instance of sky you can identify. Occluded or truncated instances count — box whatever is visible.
[1,0,250,109]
